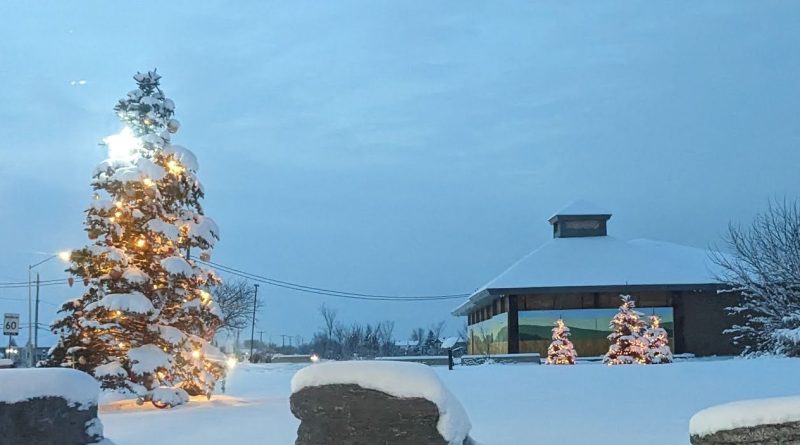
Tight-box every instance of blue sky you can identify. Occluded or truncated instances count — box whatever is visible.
[1,1,799,346]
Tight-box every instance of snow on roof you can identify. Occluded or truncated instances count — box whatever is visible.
[549,199,611,219]
[690,395,800,437]
[453,236,722,315]
[441,337,459,349]
[0,368,99,409]
[291,361,471,444]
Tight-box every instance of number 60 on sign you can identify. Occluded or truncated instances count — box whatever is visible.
[3,313,20,336]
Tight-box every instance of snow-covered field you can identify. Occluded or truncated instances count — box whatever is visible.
[100,358,800,445]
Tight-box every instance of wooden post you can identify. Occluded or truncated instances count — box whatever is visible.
[447,349,454,370]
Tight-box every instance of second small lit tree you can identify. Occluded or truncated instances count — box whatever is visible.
[603,295,647,365]
[644,315,673,364]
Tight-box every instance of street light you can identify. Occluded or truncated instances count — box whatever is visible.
[27,250,71,367]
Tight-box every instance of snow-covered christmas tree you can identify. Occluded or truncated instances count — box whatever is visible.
[546,318,577,365]
[48,70,225,403]
[643,315,673,364]
[603,295,647,365]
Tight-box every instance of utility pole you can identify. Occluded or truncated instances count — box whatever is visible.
[257,330,265,345]
[249,284,259,361]
[34,273,40,363]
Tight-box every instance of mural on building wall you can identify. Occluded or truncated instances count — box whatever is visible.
[468,313,508,355]
[518,307,674,356]
[518,307,674,341]
[468,307,674,356]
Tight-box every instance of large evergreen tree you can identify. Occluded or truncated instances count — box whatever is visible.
[48,71,225,402]
[603,295,647,365]
[546,318,577,365]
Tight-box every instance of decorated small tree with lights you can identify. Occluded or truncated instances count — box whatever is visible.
[603,295,647,365]
[48,70,225,403]
[644,315,673,364]
[546,318,577,365]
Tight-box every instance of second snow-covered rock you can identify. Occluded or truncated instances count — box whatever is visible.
[290,361,473,445]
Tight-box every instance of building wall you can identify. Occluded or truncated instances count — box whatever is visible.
[468,287,741,357]
[675,289,741,356]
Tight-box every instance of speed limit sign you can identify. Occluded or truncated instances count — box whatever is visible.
[3,313,20,336]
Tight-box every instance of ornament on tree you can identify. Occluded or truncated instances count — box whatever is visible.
[167,119,180,134]
[546,318,577,365]
[603,295,648,365]
[644,315,673,364]
[47,70,225,407]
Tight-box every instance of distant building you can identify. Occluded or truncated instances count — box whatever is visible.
[452,201,741,357]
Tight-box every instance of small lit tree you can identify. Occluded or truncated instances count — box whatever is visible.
[546,318,577,365]
[644,315,673,364]
[603,295,647,365]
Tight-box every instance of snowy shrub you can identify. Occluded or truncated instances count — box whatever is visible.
[712,200,800,357]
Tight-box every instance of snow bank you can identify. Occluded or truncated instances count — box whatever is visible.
[0,368,99,409]
[291,361,471,444]
[690,395,800,437]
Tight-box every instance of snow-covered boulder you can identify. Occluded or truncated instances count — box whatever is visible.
[690,395,800,444]
[290,361,473,445]
[0,368,114,445]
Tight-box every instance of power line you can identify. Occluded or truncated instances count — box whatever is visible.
[195,258,469,302]
[1,259,471,302]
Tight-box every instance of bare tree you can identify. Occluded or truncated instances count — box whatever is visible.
[318,304,339,359]
[430,321,447,342]
[377,320,396,356]
[410,328,426,355]
[458,320,468,343]
[712,199,800,356]
[212,280,262,333]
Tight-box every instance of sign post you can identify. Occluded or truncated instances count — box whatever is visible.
[3,313,20,336]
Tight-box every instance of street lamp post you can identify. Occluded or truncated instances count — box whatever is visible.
[27,251,71,367]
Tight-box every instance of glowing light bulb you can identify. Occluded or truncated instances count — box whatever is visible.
[136,239,146,248]
[143,178,154,187]
[166,159,184,175]
[226,357,237,368]
[103,127,141,162]
[191,350,201,359]
[57,251,72,262]
[310,354,320,363]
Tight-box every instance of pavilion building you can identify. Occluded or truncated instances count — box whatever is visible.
[452,201,740,357]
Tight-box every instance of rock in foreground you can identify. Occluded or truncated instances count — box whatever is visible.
[690,395,800,444]
[0,368,113,445]
[290,361,472,445]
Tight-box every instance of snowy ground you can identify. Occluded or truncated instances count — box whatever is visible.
[100,358,800,445]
